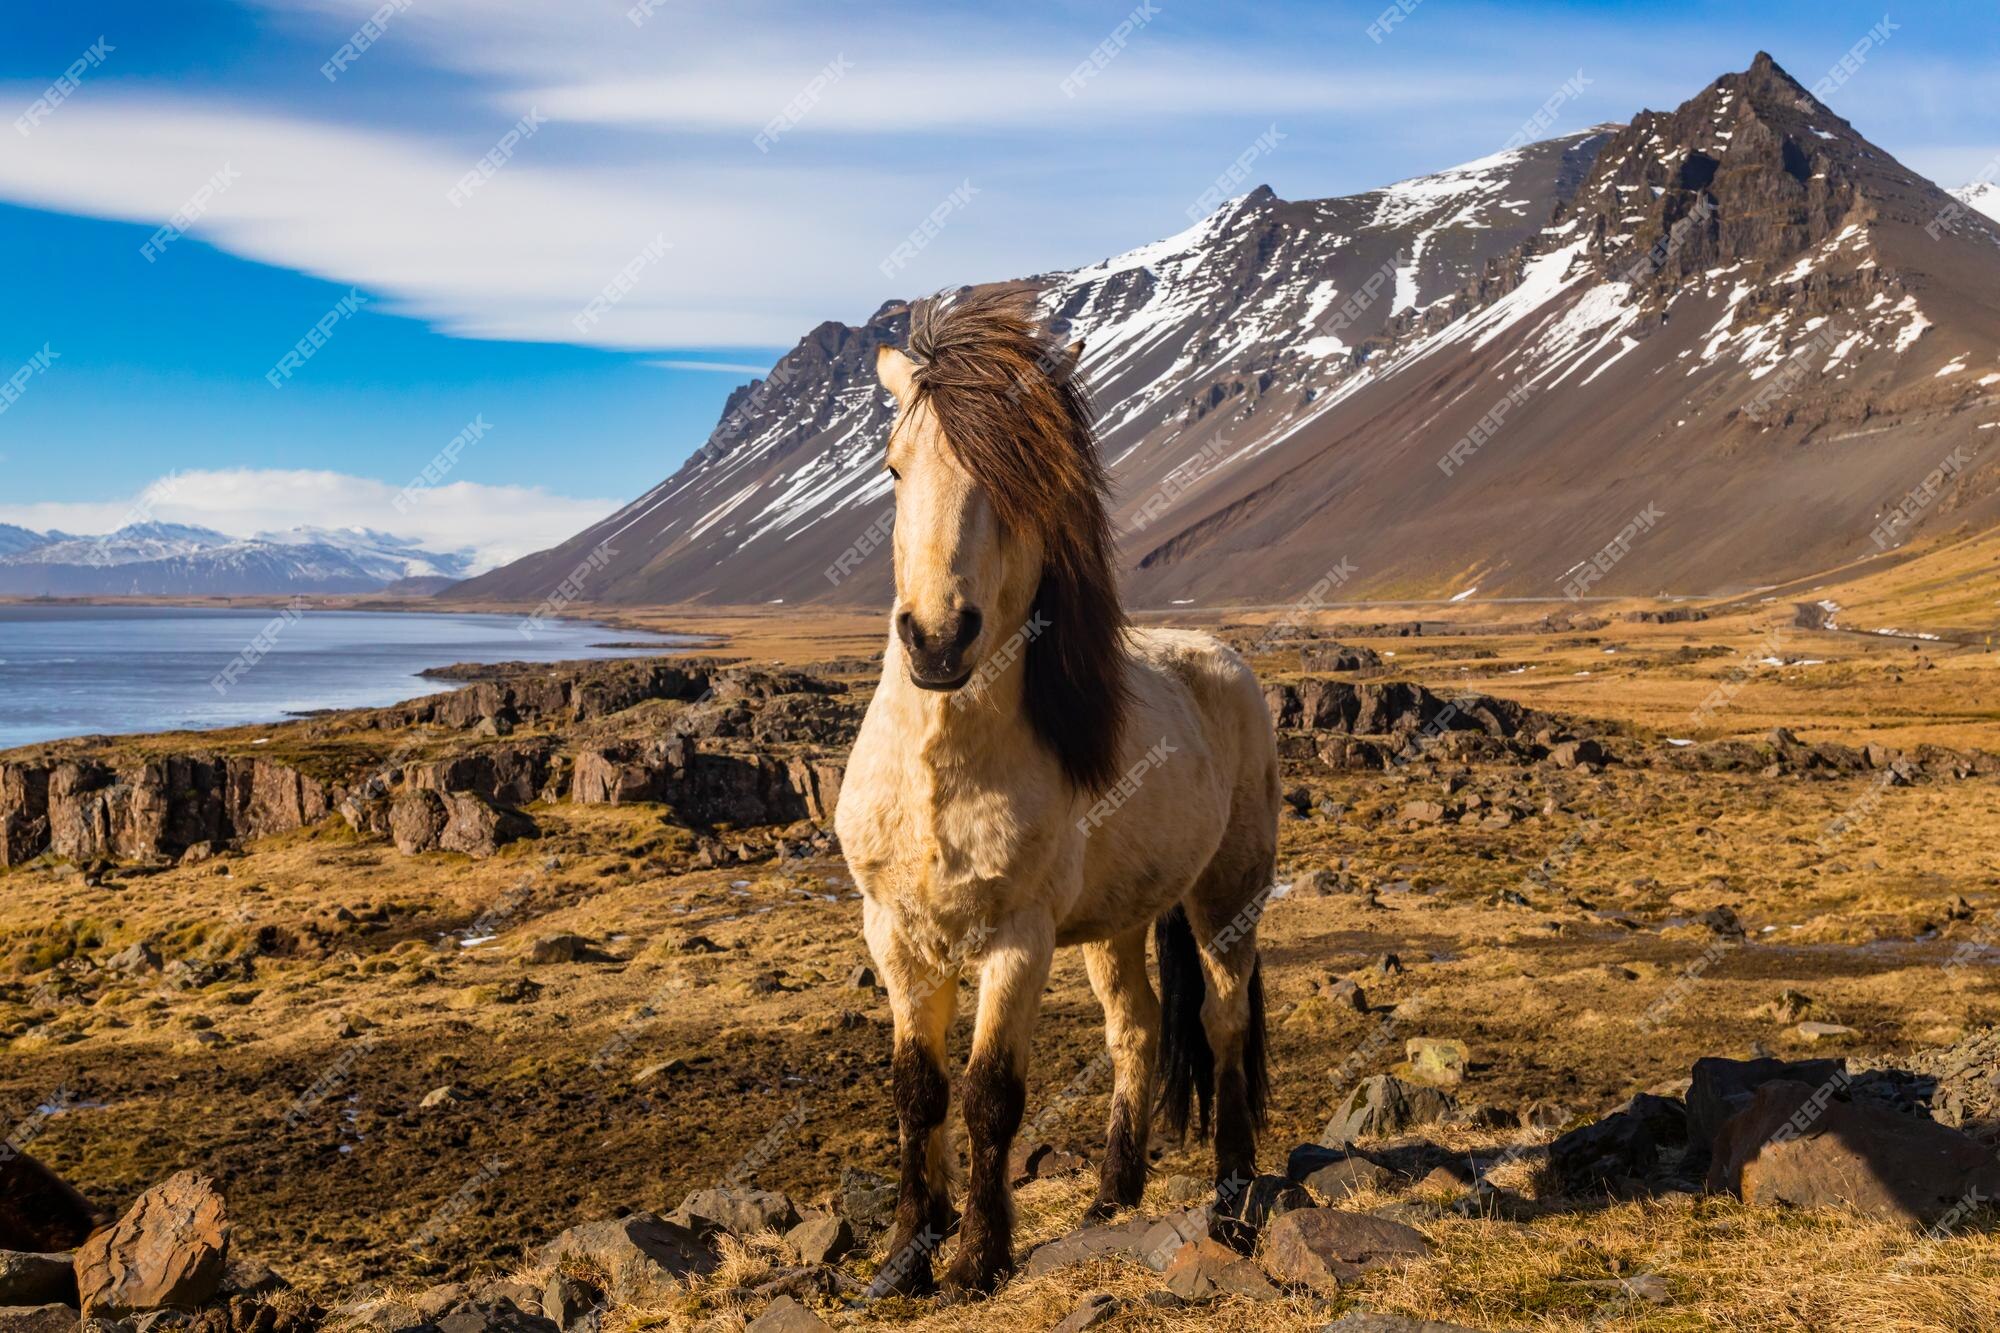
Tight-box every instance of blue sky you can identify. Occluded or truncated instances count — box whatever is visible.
[1,0,1995,568]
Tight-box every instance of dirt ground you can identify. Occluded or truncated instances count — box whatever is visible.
[5,594,1999,1331]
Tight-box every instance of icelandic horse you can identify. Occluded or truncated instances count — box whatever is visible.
[835,289,1280,1298]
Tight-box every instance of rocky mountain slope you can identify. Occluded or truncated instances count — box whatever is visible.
[0,523,474,597]
[456,54,2000,608]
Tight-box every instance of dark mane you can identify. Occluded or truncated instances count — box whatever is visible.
[907,289,1129,793]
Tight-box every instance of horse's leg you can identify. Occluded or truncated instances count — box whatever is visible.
[1187,867,1271,1251]
[863,907,959,1300]
[942,912,1054,1297]
[1080,925,1159,1221]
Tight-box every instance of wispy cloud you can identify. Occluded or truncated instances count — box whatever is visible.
[0,470,615,572]
[642,358,775,374]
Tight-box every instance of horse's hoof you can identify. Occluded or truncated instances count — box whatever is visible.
[1080,1196,1120,1224]
[941,1251,1013,1299]
[863,1266,936,1302]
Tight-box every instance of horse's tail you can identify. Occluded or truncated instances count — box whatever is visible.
[1155,905,1270,1142]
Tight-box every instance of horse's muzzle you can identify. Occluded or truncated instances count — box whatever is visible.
[898,606,981,689]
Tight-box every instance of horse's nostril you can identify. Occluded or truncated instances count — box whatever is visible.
[951,608,983,654]
[896,610,921,651]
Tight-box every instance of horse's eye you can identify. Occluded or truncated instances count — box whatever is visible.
[887,466,901,482]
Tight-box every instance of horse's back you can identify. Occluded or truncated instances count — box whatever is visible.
[1123,627,1279,820]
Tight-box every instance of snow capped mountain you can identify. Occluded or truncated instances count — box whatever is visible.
[1953,180,2000,225]
[0,522,473,596]
[457,54,2000,608]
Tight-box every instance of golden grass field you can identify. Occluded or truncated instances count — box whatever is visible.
[6,536,2000,1331]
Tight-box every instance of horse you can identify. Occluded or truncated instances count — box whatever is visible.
[833,289,1282,1298]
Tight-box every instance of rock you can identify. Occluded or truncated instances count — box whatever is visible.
[0,1256,73,1309]
[1050,1291,1119,1332]
[1698,906,1746,940]
[435,1299,558,1333]
[745,1296,832,1333]
[1325,1075,1455,1145]
[1794,1021,1856,1043]
[526,934,602,965]
[1007,1140,1088,1186]
[1135,1209,1215,1271]
[437,792,537,858]
[1545,1094,1686,1193]
[784,1215,852,1266]
[74,1171,229,1318]
[1768,989,1813,1023]
[1905,1028,2000,1145]
[838,1169,896,1231]
[1402,1038,1468,1087]
[1285,1143,1347,1182]
[1708,1080,2000,1226]
[219,1258,286,1298]
[540,1273,599,1332]
[844,964,878,991]
[634,1059,686,1084]
[1257,1208,1433,1290]
[1549,738,1607,769]
[1162,1238,1279,1302]
[1687,1056,1845,1155]
[535,1215,715,1304]
[0,1307,80,1333]
[104,942,161,974]
[1240,1175,1314,1234]
[419,1086,465,1110]
[1416,1166,1466,1194]
[1023,1218,1154,1276]
[414,1284,469,1318]
[0,1156,98,1253]
[1322,1314,1483,1332]
[1303,1156,1392,1202]
[671,1187,799,1239]
[388,788,450,855]
[1397,800,1446,825]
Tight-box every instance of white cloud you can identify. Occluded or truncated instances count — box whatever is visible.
[0,469,616,572]
[643,359,773,374]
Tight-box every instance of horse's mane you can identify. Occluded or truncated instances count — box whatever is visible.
[906,288,1129,794]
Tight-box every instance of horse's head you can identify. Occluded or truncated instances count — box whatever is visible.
[873,291,1129,789]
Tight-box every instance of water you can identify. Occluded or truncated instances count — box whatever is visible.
[0,605,701,751]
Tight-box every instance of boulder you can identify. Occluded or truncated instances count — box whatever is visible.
[1905,1028,2000,1146]
[73,1171,229,1318]
[1545,1093,1687,1193]
[435,1300,558,1333]
[0,1155,98,1252]
[526,934,604,965]
[1325,1075,1455,1145]
[540,1273,599,1332]
[1050,1291,1120,1333]
[745,1295,832,1333]
[1402,1038,1468,1087]
[389,789,450,855]
[0,1255,74,1308]
[1257,1207,1433,1290]
[671,1187,799,1240]
[1302,1156,1392,1202]
[1162,1238,1279,1302]
[1240,1175,1314,1234]
[438,792,536,858]
[784,1215,852,1266]
[534,1215,714,1304]
[1023,1218,1154,1276]
[1708,1080,2000,1226]
[1687,1056,1845,1155]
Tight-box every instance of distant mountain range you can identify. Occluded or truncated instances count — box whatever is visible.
[454,53,2000,608]
[0,522,474,596]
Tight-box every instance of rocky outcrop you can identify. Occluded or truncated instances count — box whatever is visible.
[570,738,843,826]
[0,756,330,867]
[391,790,536,858]
[75,1171,229,1318]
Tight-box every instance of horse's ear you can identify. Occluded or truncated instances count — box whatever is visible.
[877,345,917,406]
[1054,339,1085,382]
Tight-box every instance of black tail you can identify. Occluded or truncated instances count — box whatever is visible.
[1154,907,1271,1141]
